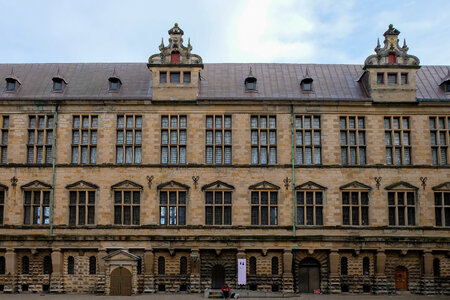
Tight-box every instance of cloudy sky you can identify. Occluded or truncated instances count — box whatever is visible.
[1,0,449,65]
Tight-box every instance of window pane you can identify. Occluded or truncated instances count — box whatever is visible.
[306,206,313,225]
[269,148,276,164]
[260,117,267,128]
[206,130,213,144]
[340,132,347,145]
[116,147,123,163]
[270,207,277,225]
[161,116,169,128]
[251,147,258,164]
[133,206,140,225]
[125,147,133,163]
[214,206,222,225]
[343,207,350,225]
[123,206,131,225]
[135,116,142,128]
[170,131,177,144]
[215,147,222,164]
[206,146,213,163]
[215,116,222,128]
[134,147,141,163]
[316,207,323,225]
[296,131,303,145]
[180,146,186,164]
[341,148,348,164]
[206,116,213,128]
[296,147,303,164]
[161,146,168,163]
[261,206,268,225]
[251,206,259,225]
[261,131,267,145]
[170,146,177,163]
[169,206,177,225]
[206,207,213,225]
[314,148,321,164]
[215,131,222,144]
[135,131,142,144]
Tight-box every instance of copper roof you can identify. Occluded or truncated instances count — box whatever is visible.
[0,63,448,101]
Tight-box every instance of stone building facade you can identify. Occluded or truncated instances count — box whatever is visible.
[0,23,449,295]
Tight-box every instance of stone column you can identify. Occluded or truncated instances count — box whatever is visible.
[422,250,435,295]
[96,248,107,293]
[189,249,201,293]
[143,248,155,293]
[282,249,293,294]
[50,249,63,293]
[4,249,17,292]
[374,250,388,294]
[328,250,340,294]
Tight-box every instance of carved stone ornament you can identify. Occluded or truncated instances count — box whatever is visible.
[374,177,382,190]
[148,23,202,65]
[146,175,154,188]
[192,176,199,188]
[283,177,291,190]
[420,177,427,190]
[364,24,420,67]
[10,176,18,187]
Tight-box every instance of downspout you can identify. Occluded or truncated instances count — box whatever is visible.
[290,104,296,237]
[50,104,59,236]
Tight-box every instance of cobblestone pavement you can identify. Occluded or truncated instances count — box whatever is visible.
[1,294,449,300]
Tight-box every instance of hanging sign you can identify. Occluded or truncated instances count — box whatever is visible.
[237,258,246,285]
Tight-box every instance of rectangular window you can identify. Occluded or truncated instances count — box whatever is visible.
[251,190,278,225]
[206,115,232,164]
[69,190,95,225]
[296,190,323,225]
[183,72,191,83]
[434,191,450,227]
[388,73,397,84]
[27,115,54,164]
[205,190,232,225]
[160,72,167,83]
[113,190,140,225]
[251,116,276,164]
[342,191,369,226]
[295,115,321,165]
[159,190,186,225]
[23,190,50,225]
[72,115,98,164]
[116,115,142,164]
[340,116,366,165]
[430,117,449,165]
[388,191,416,226]
[161,115,186,164]
[170,72,180,83]
[401,73,408,85]
[0,189,4,224]
[0,116,9,164]
[377,73,384,84]
[385,116,411,165]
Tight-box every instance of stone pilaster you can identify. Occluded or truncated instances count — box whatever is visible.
[4,248,17,293]
[374,250,388,294]
[282,249,293,294]
[189,249,200,293]
[328,250,340,294]
[143,248,155,293]
[50,249,63,293]
[96,248,107,294]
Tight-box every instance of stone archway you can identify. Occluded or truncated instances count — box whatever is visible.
[110,266,132,295]
[298,257,321,293]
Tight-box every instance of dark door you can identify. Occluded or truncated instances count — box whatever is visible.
[110,267,132,296]
[395,266,408,291]
[298,258,320,293]
[212,265,226,289]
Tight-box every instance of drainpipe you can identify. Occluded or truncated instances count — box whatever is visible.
[290,105,296,237]
[50,104,59,236]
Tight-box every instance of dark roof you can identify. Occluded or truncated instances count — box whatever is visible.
[0,63,448,101]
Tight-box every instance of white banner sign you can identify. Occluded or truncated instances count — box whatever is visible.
[238,258,246,285]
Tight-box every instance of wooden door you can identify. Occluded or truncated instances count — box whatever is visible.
[395,266,408,291]
[298,258,320,293]
[212,265,225,289]
[110,267,132,296]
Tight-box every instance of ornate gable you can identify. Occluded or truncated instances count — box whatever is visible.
[432,182,450,191]
[249,181,280,190]
[21,180,52,189]
[103,249,140,262]
[295,181,327,191]
[111,180,143,190]
[340,181,372,190]
[201,180,234,191]
[157,180,190,190]
[385,181,418,190]
[66,180,99,190]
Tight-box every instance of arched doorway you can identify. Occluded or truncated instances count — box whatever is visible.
[212,264,226,289]
[395,266,408,291]
[110,267,132,296]
[298,258,321,293]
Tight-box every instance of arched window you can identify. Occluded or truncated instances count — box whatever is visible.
[433,258,440,277]
[363,257,370,275]
[0,256,5,274]
[340,257,348,275]
[68,256,75,275]
[22,256,30,274]
[249,256,257,275]
[271,256,279,275]
[158,256,165,275]
[171,51,180,63]
[180,256,187,275]
[43,255,52,275]
[137,256,142,275]
[89,256,96,275]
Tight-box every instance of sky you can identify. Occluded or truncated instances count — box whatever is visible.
[0,0,449,65]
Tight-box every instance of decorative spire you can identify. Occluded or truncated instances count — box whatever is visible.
[248,66,254,78]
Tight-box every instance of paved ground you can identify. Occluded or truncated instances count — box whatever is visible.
[0,294,449,300]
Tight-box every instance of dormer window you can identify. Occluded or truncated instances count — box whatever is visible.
[170,72,180,83]
[401,73,408,85]
[171,51,180,63]
[6,79,17,92]
[302,81,312,91]
[446,83,450,93]
[160,72,167,83]
[245,78,256,91]
[183,72,191,83]
[388,73,397,84]
[52,78,64,92]
[377,73,384,84]
[108,77,121,92]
